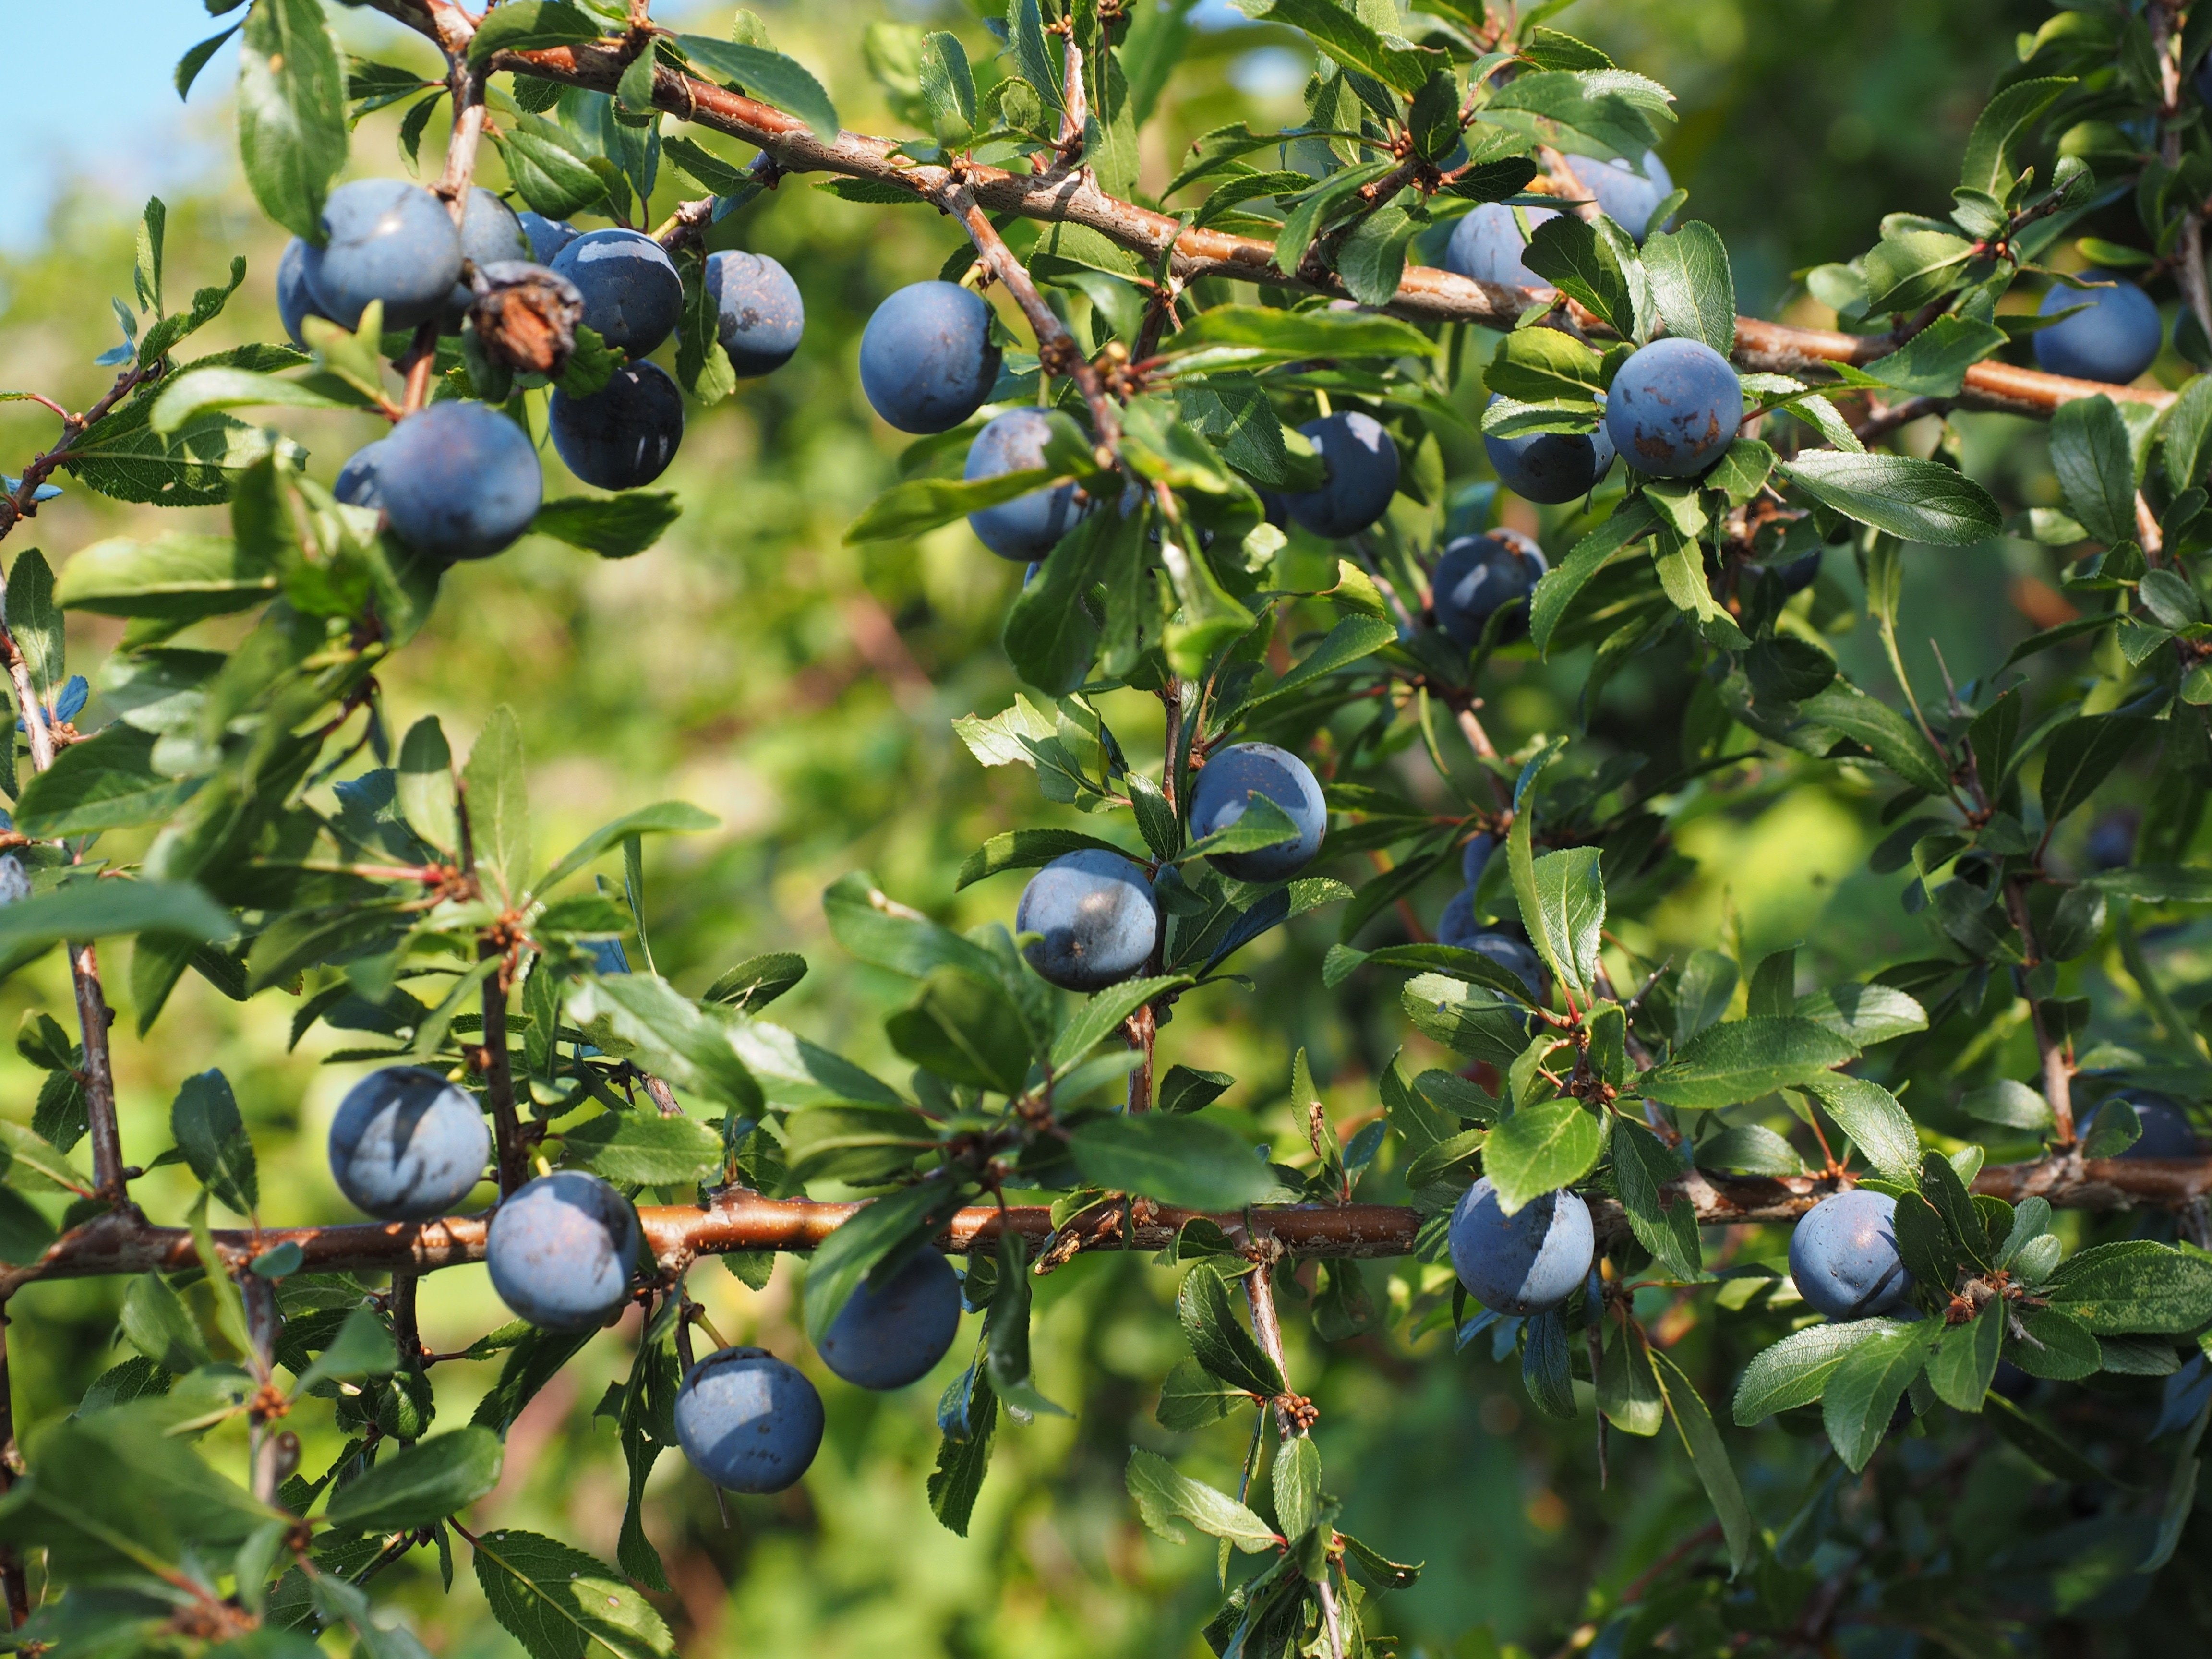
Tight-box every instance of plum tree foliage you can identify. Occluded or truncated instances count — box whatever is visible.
[5,0,2212,1653]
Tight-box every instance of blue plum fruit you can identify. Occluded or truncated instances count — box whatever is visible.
[1468,930,1545,1002]
[1432,528,1548,645]
[1017,848,1160,990]
[376,400,542,562]
[441,187,531,329]
[1559,149,1674,241]
[1789,1190,1913,1320]
[1484,395,1615,503]
[334,439,389,512]
[1768,547,1824,596]
[676,1346,825,1492]
[277,237,334,347]
[486,1170,642,1331]
[518,211,579,264]
[326,1066,490,1220]
[551,228,684,355]
[1282,411,1399,538]
[1448,1177,1594,1315]
[1605,337,1742,478]
[2034,275,2163,384]
[300,178,464,331]
[858,281,1003,434]
[1437,889,1481,949]
[1443,202,1561,288]
[549,361,685,491]
[964,408,1084,561]
[1188,742,1327,883]
[2086,809,2137,871]
[2082,1090,2199,1159]
[818,1250,964,1389]
[705,250,805,376]
[1460,833,1496,886]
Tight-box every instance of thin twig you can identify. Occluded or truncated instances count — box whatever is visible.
[479,942,527,1194]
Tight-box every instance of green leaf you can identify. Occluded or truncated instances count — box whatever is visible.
[396,715,459,857]
[536,802,717,896]
[1272,1433,1320,1542]
[1650,1349,1754,1575]
[4,548,61,713]
[1338,202,1422,308]
[1520,846,1604,997]
[887,968,1036,1094]
[846,466,1062,544]
[494,123,610,220]
[1611,1119,1699,1279]
[1156,304,1436,369]
[562,1110,723,1185]
[1483,1100,1603,1215]
[1860,226,1975,314]
[676,36,840,142]
[1798,1073,1921,1187]
[1778,451,2000,547]
[1927,1296,2005,1410]
[701,951,807,1011]
[1821,1322,1930,1471]
[1052,976,1190,1072]
[0,1187,56,1266]
[1637,1017,1856,1109]
[1983,1392,2116,1485]
[1178,1260,1286,1397]
[1857,315,2007,397]
[12,723,204,837]
[1798,680,1953,796]
[471,1526,677,1659]
[1069,1114,1274,1211]
[1229,0,1432,93]
[1640,222,1734,353]
[570,973,763,1115]
[0,880,232,964]
[2165,373,2212,492]
[237,0,348,240]
[1002,502,1143,694]
[823,870,1006,985]
[1530,498,1656,655]
[1126,1446,1276,1551]
[804,1182,972,1342]
[530,493,682,560]
[464,705,531,901]
[1522,213,1637,337]
[1337,943,1541,1006]
[1960,76,2071,199]
[1484,326,1605,405]
[468,2,605,63]
[1793,983,1928,1047]
[956,829,1134,891]
[2049,394,2138,546]
[1241,614,1399,714]
[169,1068,256,1214]
[917,30,977,148]
[53,531,277,620]
[293,1304,398,1395]
[149,367,359,434]
[2040,714,2154,827]
[61,399,297,507]
[325,1425,503,1533]
[1735,1321,1906,1423]
[783,1104,937,1184]
[121,1271,213,1372]
[2048,1241,2212,1335]
[1156,1356,1247,1430]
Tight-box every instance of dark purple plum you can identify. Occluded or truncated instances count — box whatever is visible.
[858,281,1002,434]
[675,1346,825,1493]
[1604,338,1742,478]
[1443,202,1561,289]
[1282,411,1399,539]
[300,178,464,331]
[551,228,684,355]
[549,361,685,491]
[486,1170,641,1331]
[964,409,1084,561]
[705,250,805,377]
[376,400,542,562]
[1448,1178,1594,1315]
[1484,395,1614,503]
[1431,529,1547,645]
[1789,1190,1913,1320]
[1187,742,1326,883]
[1017,849,1159,991]
[327,1066,490,1221]
[2035,275,2162,384]
[817,1250,963,1389]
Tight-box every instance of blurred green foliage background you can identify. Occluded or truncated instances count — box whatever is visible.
[14,0,2207,1654]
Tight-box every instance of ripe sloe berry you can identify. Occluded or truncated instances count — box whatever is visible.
[551,228,684,355]
[1017,849,1160,991]
[1789,1190,1913,1320]
[1188,742,1326,883]
[2034,275,2163,385]
[675,1346,825,1492]
[2082,1090,2199,1159]
[1443,202,1560,289]
[705,250,805,376]
[1432,528,1548,645]
[1448,1177,1594,1315]
[1605,337,1742,478]
[486,1170,642,1331]
[375,401,542,562]
[858,282,1003,434]
[326,1066,490,1220]
[965,408,1084,561]
[550,361,685,491]
[1484,395,1615,503]
[301,178,464,331]
[1558,149,1673,241]
[519,211,580,264]
[818,1250,964,1388]
[1282,411,1399,538]
[439,188,530,331]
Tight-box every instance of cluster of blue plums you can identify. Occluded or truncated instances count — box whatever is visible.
[286,177,803,564]
[1014,742,1327,990]
[324,1066,967,1495]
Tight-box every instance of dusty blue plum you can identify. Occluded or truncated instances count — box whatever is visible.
[1017,849,1159,991]
[818,1250,963,1389]
[1789,1190,1913,1320]
[277,237,334,347]
[674,1346,825,1493]
[486,1171,641,1331]
[1282,412,1399,538]
[376,401,542,562]
[1432,529,1548,645]
[1484,395,1614,503]
[1466,930,1545,1002]
[551,228,683,354]
[549,361,684,490]
[858,281,1003,434]
[518,211,579,264]
[1188,742,1327,883]
[1443,202,1561,288]
[2034,275,2163,384]
[1437,889,1481,949]
[326,1066,490,1220]
[1560,149,1673,241]
[300,178,464,331]
[440,188,531,329]
[1448,1178,1594,1315]
[2082,1090,2199,1159]
[1605,337,1742,478]
[333,439,389,513]
[705,250,805,377]
[964,409,1084,561]
[1460,832,1496,886]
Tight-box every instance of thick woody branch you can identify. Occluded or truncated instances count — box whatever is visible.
[334,9,2176,422]
[9,1153,2209,1294]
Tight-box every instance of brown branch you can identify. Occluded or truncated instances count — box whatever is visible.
[11,1152,2205,1294]
[1851,395,1951,446]
[69,945,125,1200]
[1124,1002,1156,1113]
[2001,878,2076,1143]
[939,180,1121,460]
[329,10,2175,422]
[0,1301,25,1629]
[434,54,489,216]
[479,943,527,1195]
